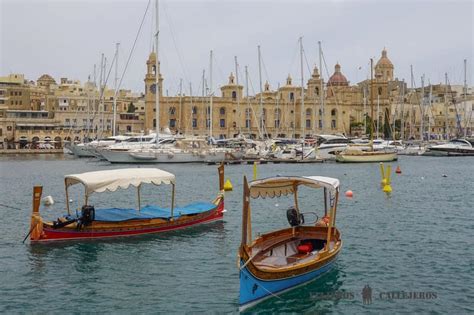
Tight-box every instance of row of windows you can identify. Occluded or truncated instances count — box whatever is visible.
[162,118,338,130]
[166,107,337,117]
[10,91,23,96]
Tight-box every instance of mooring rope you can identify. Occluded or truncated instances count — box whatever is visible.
[0,203,22,211]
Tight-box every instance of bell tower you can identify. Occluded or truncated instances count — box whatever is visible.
[144,51,164,132]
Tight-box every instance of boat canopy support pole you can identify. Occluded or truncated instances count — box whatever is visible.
[137,184,141,211]
[170,183,175,219]
[293,183,300,214]
[332,189,339,227]
[323,187,328,217]
[84,186,88,206]
[65,179,70,215]
[241,176,250,246]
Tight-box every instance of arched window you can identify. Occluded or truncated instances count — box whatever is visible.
[169,107,176,115]
[331,109,337,116]
[219,107,226,115]
[315,87,319,96]
[192,106,198,114]
[232,91,237,99]
[262,108,266,118]
[289,92,294,101]
[152,65,156,75]
[319,109,323,116]
[306,108,312,116]
[378,87,382,96]
[207,106,211,115]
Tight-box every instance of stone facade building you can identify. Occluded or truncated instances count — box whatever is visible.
[1,48,472,148]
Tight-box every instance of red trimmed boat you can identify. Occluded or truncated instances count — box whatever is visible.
[28,165,225,243]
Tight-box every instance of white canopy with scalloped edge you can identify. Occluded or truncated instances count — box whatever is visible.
[65,168,175,196]
[249,176,339,199]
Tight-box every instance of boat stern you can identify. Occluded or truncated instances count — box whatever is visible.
[30,186,44,241]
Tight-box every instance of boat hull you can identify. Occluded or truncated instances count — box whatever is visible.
[239,258,336,311]
[422,148,474,156]
[32,197,224,242]
[70,144,96,157]
[336,151,397,163]
[104,150,229,164]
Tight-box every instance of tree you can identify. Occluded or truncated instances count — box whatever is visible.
[127,102,136,113]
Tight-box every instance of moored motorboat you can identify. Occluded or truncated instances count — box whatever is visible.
[422,138,474,156]
[28,165,225,242]
[238,175,342,311]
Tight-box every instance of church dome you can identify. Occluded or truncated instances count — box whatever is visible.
[376,48,393,68]
[37,74,56,86]
[327,63,348,87]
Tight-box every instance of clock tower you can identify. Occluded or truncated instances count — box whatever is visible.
[144,51,164,132]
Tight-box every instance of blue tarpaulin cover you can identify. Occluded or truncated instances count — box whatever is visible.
[75,201,216,222]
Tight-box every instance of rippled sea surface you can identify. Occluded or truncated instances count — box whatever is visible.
[0,154,472,314]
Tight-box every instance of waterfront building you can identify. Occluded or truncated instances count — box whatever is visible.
[1,48,472,148]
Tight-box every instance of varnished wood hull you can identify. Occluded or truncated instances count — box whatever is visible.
[31,196,224,243]
[336,151,397,163]
[238,226,342,311]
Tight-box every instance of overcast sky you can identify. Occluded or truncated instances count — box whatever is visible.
[1,0,473,95]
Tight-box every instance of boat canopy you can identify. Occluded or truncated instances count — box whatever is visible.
[65,168,176,195]
[249,176,339,199]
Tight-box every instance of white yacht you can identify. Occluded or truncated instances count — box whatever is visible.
[317,135,352,160]
[422,139,474,156]
[103,138,235,164]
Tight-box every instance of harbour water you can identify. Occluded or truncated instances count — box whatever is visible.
[0,155,472,313]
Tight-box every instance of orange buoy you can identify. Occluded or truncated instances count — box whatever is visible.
[345,190,353,198]
[395,165,402,174]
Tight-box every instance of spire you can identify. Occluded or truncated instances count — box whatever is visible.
[228,72,235,84]
[286,74,292,86]
[312,66,320,79]
[264,81,270,91]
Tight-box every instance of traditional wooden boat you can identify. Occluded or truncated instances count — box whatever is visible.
[335,147,397,162]
[238,175,342,311]
[28,165,225,243]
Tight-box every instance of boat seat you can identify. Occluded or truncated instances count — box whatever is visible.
[70,201,216,222]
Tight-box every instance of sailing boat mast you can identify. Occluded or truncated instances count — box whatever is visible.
[428,81,433,141]
[155,0,160,144]
[370,58,374,151]
[410,65,414,139]
[245,65,250,136]
[318,41,324,134]
[258,45,264,139]
[400,80,405,140]
[209,50,213,139]
[113,42,119,136]
[299,37,305,138]
[463,59,469,138]
[420,75,425,141]
[444,73,449,139]
[179,78,183,133]
[235,56,241,135]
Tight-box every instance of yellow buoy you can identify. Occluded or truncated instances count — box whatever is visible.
[383,165,392,193]
[224,179,233,191]
[383,184,392,193]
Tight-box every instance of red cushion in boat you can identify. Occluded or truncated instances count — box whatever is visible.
[297,243,313,254]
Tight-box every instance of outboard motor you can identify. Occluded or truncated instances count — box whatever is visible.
[79,205,95,227]
[286,206,304,227]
